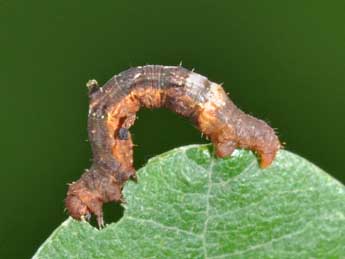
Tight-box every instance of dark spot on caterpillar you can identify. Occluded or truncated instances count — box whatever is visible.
[118,128,129,140]
[65,65,281,227]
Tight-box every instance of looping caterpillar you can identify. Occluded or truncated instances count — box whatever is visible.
[65,65,281,226]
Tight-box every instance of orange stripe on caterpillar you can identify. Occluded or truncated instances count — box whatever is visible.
[65,65,281,227]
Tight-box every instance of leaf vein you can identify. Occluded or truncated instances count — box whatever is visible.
[126,216,202,238]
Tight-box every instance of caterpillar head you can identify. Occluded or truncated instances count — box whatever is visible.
[65,182,104,227]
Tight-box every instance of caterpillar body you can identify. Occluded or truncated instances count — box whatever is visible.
[65,65,281,226]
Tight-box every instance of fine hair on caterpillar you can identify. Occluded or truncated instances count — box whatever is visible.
[65,65,281,227]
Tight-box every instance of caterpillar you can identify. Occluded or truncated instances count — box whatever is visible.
[65,65,281,226]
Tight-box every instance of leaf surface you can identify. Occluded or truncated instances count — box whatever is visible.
[33,145,345,259]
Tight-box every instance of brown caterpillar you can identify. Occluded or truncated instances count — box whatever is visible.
[65,65,281,226]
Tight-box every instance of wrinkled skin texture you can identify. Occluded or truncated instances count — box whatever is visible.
[65,65,281,226]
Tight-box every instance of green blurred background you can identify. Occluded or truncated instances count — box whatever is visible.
[1,1,344,258]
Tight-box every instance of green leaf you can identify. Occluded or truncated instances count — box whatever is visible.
[33,145,345,259]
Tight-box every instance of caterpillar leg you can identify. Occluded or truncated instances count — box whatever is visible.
[65,169,124,228]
